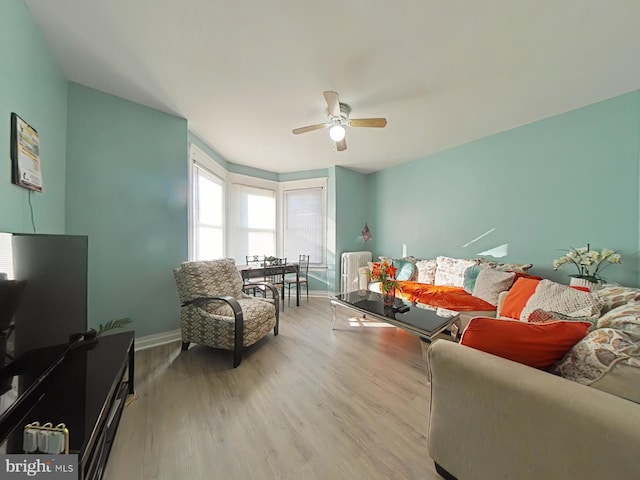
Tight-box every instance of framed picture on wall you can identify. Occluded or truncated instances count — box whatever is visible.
[10,113,43,192]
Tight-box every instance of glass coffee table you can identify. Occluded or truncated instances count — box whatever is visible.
[331,290,459,341]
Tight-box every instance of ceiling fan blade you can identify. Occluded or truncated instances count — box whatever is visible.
[349,118,388,128]
[292,123,330,135]
[324,91,340,117]
[336,138,347,152]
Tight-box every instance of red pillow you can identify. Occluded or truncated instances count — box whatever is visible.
[460,317,591,369]
[511,272,543,282]
[500,277,541,319]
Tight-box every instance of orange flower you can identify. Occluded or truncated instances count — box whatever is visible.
[386,264,397,279]
[371,262,381,278]
[370,260,402,294]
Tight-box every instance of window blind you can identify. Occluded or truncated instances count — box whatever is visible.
[283,187,325,265]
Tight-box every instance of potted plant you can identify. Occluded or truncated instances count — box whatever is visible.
[98,317,132,336]
[370,260,402,305]
[553,244,621,289]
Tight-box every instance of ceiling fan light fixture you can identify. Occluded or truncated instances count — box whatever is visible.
[329,124,346,142]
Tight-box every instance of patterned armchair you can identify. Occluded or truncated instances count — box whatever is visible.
[173,258,279,367]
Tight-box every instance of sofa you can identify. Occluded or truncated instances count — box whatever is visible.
[358,255,534,328]
[425,281,640,480]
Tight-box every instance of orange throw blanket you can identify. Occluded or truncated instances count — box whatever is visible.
[394,282,496,312]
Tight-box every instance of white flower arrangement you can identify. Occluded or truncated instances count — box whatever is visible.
[553,244,621,283]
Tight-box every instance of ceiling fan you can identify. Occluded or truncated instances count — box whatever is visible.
[292,91,387,151]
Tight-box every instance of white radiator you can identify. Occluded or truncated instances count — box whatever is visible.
[341,251,372,294]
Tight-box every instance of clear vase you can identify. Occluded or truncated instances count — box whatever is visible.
[382,287,396,306]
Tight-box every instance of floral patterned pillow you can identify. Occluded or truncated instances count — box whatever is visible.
[477,258,533,273]
[592,284,640,315]
[550,328,640,403]
[596,301,640,335]
[415,259,437,284]
[434,256,479,287]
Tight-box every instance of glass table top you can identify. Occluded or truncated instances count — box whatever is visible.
[332,290,458,338]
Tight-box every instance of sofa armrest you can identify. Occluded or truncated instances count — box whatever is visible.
[427,340,640,480]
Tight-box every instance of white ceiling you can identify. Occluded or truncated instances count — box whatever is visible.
[25,0,640,174]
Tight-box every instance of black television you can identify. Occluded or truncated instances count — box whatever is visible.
[0,233,88,425]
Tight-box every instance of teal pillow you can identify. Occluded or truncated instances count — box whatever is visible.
[463,265,484,294]
[393,259,416,281]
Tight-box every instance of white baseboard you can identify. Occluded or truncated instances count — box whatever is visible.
[135,328,181,351]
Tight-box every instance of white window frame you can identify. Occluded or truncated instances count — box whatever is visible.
[227,173,279,264]
[188,144,228,260]
[279,177,328,268]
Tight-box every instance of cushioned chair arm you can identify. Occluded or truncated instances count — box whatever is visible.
[182,295,244,367]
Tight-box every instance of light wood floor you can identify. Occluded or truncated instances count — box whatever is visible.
[104,297,442,480]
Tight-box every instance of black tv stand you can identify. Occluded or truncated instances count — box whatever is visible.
[0,331,134,480]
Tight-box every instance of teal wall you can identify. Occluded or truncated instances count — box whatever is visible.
[66,83,188,336]
[0,0,68,234]
[334,166,370,291]
[370,91,640,287]
[335,166,370,255]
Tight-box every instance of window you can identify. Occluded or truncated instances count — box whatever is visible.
[192,165,224,260]
[229,182,277,264]
[189,143,226,261]
[188,141,328,270]
[281,179,327,266]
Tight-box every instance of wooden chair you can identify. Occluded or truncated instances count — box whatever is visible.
[246,255,265,266]
[259,257,287,310]
[286,254,309,306]
[243,255,265,295]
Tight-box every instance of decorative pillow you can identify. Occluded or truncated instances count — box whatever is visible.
[494,262,533,273]
[499,277,541,319]
[460,317,591,369]
[393,259,417,281]
[528,309,597,330]
[596,301,640,335]
[477,258,533,273]
[434,256,479,287]
[463,265,484,294]
[512,272,543,282]
[550,328,640,403]
[472,268,516,306]
[519,279,601,322]
[592,284,640,315]
[401,256,418,265]
[415,259,437,284]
